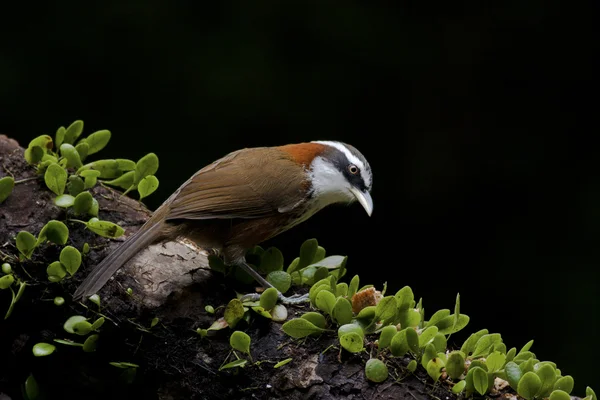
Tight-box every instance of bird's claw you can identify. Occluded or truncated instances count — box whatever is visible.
[239,291,309,305]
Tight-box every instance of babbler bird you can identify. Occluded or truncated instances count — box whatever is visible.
[73,141,373,303]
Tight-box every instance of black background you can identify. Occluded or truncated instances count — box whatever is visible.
[1,0,596,393]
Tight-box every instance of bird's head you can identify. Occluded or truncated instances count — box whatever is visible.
[299,141,373,216]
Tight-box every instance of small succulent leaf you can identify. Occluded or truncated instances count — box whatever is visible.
[375,296,397,323]
[307,255,346,270]
[514,351,536,364]
[86,219,124,238]
[436,314,470,335]
[138,175,159,200]
[24,374,40,400]
[433,333,447,353]
[266,271,291,294]
[336,283,348,297]
[103,170,135,189]
[230,331,251,355]
[134,153,159,184]
[274,358,293,369]
[281,318,325,338]
[91,317,105,331]
[313,246,326,262]
[471,333,502,358]
[536,364,558,398]
[426,357,445,382]
[486,351,506,373]
[473,367,489,395]
[46,261,67,280]
[60,246,82,276]
[38,220,69,245]
[259,287,278,311]
[338,323,364,339]
[55,127,66,148]
[519,339,534,355]
[506,347,517,362]
[75,141,89,161]
[405,327,420,355]
[315,290,336,315]
[549,390,572,400]
[207,318,228,331]
[219,359,248,371]
[298,238,318,270]
[425,309,451,328]
[83,334,100,352]
[64,316,87,334]
[67,176,85,196]
[494,341,507,354]
[16,231,37,258]
[260,247,284,273]
[418,326,439,349]
[446,351,466,379]
[224,299,245,329]
[406,359,417,373]
[340,333,363,353]
[78,160,121,179]
[85,129,111,154]
[553,376,574,394]
[332,297,353,325]
[452,380,467,394]
[587,387,597,400]
[24,145,44,164]
[0,176,15,203]
[365,358,388,382]
[378,325,397,349]
[32,343,56,357]
[460,329,489,356]
[390,330,409,357]
[60,144,83,169]
[73,191,93,215]
[302,312,327,329]
[64,120,84,144]
[520,358,536,374]
[421,343,437,368]
[0,275,14,289]
[517,372,542,400]
[348,275,359,298]
[395,286,414,311]
[44,163,67,195]
[116,158,136,171]
[72,320,93,335]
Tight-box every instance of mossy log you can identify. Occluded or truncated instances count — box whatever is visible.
[0,134,450,400]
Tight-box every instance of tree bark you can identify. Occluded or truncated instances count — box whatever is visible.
[0,135,449,400]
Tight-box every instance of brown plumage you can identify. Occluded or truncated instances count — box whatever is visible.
[73,141,373,302]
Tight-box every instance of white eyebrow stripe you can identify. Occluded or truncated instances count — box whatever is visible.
[312,140,371,188]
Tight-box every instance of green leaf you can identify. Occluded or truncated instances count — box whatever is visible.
[224,299,244,329]
[73,320,93,335]
[260,247,284,273]
[549,390,572,400]
[418,326,438,348]
[64,120,84,144]
[336,283,348,297]
[587,387,597,400]
[394,286,414,311]
[60,143,83,169]
[259,287,278,311]
[348,275,359,298]
[519,339,534,355]
[274,358,292,369]
[553,376,574,394]
[518,372,542,400]
[64,315,87,334]
[446,351,466,380]
[55,126,66,148]
[460,329,489,356]
[219,359,248,371]
[340,332,363,353]
[390,330,408,356]
[473,366,489,395]
[436,314,470,335]
[313,246,326,262]
[281,318,325,338]
[16,231,37,258]
[407,359,417,373]
[266,271,291,293]
[375,296,397,323]
[116,158,136,171]
[32,343,56,357]
[406,327,420,355]
[426,357,445,382]
[138,175,159,200]
[378,325,397,349]
[302,312,327,329]
[425,309,450,328]
[83,334,99,352]
[230,331,251,355]
[471,333,501,358]
[73,191,93,215]
[67,176,85,196]
[24,145,44,164]
[79,159,121,179]
[0,176,15,203]
[91,317,105,330]
[24,374,40,400]
[38,220,69,245]
[315,290,336,315]
[59,246,82,276]
[365,358,388,382]
[421,343,437,368]
[0,275,14,289]
[80,169,101,189]
[537,364,558,398]
[75,141,89,161]
[433,333,447,353]
[452,380,466,394]
[89,198,99,217]
[103,170,135,189]
[44,163,67,195]
[85,130,111,154]
[514,350,536,364]
[486,351,506,373]
[338,323,364,339]
[506,347,517,362]
[298,238,318,270]
[134,153,159,184]
[109,361,139,369]
[86,219,124,238]
[47,261,67,280]
[332,297,353,325]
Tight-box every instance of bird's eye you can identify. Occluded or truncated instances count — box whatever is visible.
[348,164,359,175]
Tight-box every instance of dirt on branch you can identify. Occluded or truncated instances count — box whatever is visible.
[0,134,452,400]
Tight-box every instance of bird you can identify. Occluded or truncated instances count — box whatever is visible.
[73,141,373,303]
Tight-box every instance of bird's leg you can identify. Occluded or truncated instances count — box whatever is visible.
[236,261,309,304]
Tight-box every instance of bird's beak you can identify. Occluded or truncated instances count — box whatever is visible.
[350,187,373,216]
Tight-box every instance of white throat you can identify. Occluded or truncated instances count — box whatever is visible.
[308,156,356,210]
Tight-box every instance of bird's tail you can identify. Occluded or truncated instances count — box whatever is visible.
[72,215,167,301]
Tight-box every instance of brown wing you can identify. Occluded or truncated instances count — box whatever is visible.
[165,147,308,221]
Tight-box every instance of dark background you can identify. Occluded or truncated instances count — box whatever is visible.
[1,0,596,393]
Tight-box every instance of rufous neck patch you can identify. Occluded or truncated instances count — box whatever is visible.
[278,143,327,167]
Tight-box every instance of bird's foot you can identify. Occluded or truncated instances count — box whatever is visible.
[239,291,309,305]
